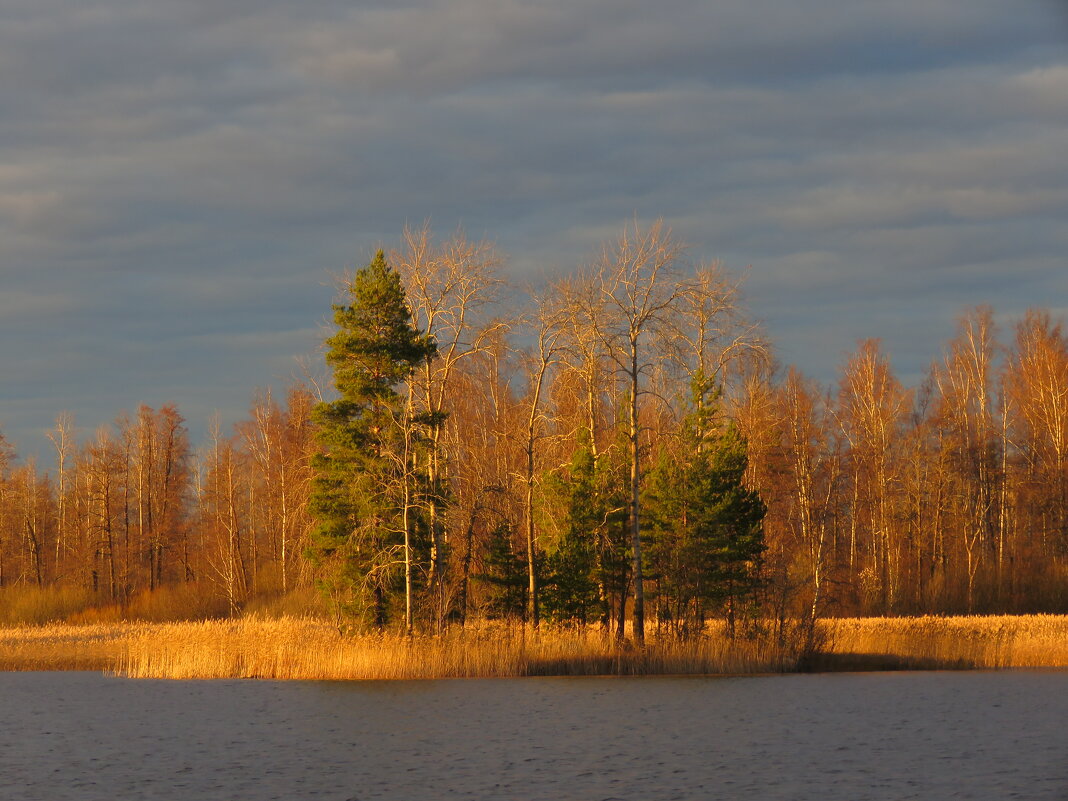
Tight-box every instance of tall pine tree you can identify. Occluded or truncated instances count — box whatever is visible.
[307,251,435,629]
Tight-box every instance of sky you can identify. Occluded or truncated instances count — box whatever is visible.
[2,0,1066,462]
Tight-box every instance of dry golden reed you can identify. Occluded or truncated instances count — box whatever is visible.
[822,615,1068,669]
[0,622,149,671]
[115,617,792,680]
[1,615,1065,678]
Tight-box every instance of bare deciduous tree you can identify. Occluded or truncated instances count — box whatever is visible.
[394,224,505,583]
[593,219,686,645]
[837,340,910,612]
[934,306,1000,610]
[515,291,566,628]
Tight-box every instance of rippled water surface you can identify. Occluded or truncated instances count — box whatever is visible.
[1,671,1065,800]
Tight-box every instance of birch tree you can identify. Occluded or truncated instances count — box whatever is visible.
[594,220,685,644]
[934,306,1000,610]
[837,340,910,612]
[516,291,565,627]
[1005,310,1068,557]
[394,225,504,583]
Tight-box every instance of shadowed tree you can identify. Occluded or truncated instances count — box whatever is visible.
[540,430,614,626]
[646,386,766,637]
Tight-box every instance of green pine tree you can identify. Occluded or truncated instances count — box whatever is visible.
[474,523,530,621]
[539,427,631,633]
[541,432,605,625]
[646,380,766,637]
[306,250,435,629]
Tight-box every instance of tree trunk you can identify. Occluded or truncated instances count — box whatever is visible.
[629,344,645,645]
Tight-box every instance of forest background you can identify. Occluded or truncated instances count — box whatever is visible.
[0,221,1065,635]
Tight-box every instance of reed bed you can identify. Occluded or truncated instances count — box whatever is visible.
[115,617,793,680]
[821,614,1068,670]
[0,622,152,671]
[1,615,1065,678]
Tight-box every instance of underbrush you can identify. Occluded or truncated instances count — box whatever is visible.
[68,584,232,624]
[0,582,324,626]
[0,585,96,626]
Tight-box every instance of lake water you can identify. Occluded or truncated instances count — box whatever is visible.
[0,671,1065,800]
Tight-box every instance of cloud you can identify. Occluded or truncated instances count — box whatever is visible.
[0,0,1065,458]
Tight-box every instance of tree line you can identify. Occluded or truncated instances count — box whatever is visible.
[742,306,1068,618]
[0,221,1064,633]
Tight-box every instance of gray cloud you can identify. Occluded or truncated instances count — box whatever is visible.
[0,0,1065,459]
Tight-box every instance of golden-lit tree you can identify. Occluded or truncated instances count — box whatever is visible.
[393,224,505,583]
[1004,309,1068,603]
[593,219,686,644]
[933,306,1001,610]
[837,339,911,612]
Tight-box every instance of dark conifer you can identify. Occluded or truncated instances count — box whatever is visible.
[646,381,766,636]
[307,251,435,627]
